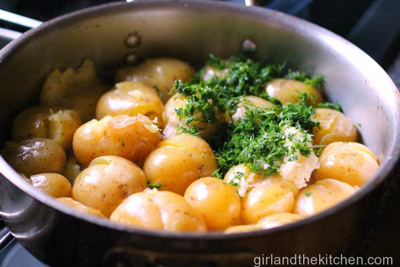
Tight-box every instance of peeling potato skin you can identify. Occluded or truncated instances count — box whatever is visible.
[72,155,147,217]
[2,138,66,176]
[72,114,163,167]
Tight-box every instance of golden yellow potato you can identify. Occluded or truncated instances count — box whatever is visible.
[72,156,147,217]
[2,138,66,176]
[224,164,267,197]
[57,197,105,218]
[295,179,357,217]
[184,177,241,231]
[30,173,71,198]
[241,178,297,224]
[313,142,379,186]
[257,213,303,229]
[144,135,217,195]
[62,155,82,184]
[229,96,275,124]
[162,93,220,139]
[265,79,323,104]
[96,81,164,126]
[73,114,163,167]
[11,106,82,150]
[110,189,207,232]
[202,66,229,81]
[116,58,195,102]
[40,60,107,122]
[312,108,357,145]
[224,224,262,234]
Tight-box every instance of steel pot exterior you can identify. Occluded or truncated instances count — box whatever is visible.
[0,1,399,266]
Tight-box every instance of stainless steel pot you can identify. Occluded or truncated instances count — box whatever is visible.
[0,1,399,266]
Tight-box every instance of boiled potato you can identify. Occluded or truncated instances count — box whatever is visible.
[57,197,105,218]
[73,114,163,167]
[202,66,229,81]
[184,177,241,231]
[162,93,221,139]
[30,173,71,198]
[11,106,82,149]
[312,142,379,186]
[264,79,323,104]
[229,96,275,124]
[40,60,107,122]
[115,58,195,102]
[62,155,82,184]
[2,138,66,176]
[295,179,357,217]
[312,108,357,145]
[241,178,298,224]
[224,224,262,234]
[143,134,217,195]
[110,189,207,232]
[72,155,147,217]
[96,81,164,126]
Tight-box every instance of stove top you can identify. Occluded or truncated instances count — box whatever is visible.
[0,1,399,266]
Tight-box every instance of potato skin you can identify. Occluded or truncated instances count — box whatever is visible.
[184,177,241,231]
[115,58,195,102]
[96,81,164,126]
[312,108,357,145]
[241,178,297,224]
[73,114,163,167]
[143,134,217,195]
[30,173,71,198]
[295,179,357,217]
[57,197,105,218]
[201,66,229,81]
[229,96,275,124]
[312,142,379,186]
[110,189,207,232]
[62,155,82,184]
[72,156,147,217]
[265,79,323,104]
[2,138,66,176]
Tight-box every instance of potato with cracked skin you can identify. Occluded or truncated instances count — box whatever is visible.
[11,106,82,150]
[110,189,207,232]
[312,108,357,145]
[184,177,241,231]
[30,173,71,198]
[295,179,357,217]
[241,177,299,224]
[96,81,164,127]
[228,96,275,124]
[2,138,66,176]
[115,58,195,102]
[143,134,217,195]
[163,93,221,139]
[265,79,323,105]
[73,114,163,167]
[40,60,108,122]
[72,156,147,217]
[312,142,379,186]
[57,197,105,218]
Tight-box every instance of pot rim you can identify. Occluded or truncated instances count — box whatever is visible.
[0,0,399,240]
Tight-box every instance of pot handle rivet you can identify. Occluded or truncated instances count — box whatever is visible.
[125,33,141,48]
[242,39,257,53]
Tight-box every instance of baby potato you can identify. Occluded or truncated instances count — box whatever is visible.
[1,138,66,176]
[143,134,217,195]
[11,106,82,150]
[96,81,164,126]
[57,197,105,218]
[224,224,262,234]
[115,58,195,102]
[62,155,82,184]
[312,142,379,186]
[40,60,107,122]
[295,179,357,217]
[30,173,71,198]
[229,96,275,124]
[110,189,207,232]
[241,178,297,224]
[163,93,221,139]
[265,79,323,105]
[73,114,163,167]
[72,156,147,217]
[257,213,303,229]
[184,177,241,231]
[202,66,229,81]
[312,108,357,145]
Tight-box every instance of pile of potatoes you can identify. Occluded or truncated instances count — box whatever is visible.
[1,57,379,233]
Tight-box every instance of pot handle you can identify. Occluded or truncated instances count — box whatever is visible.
[0,219,13,251]
[0,9,42,43]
